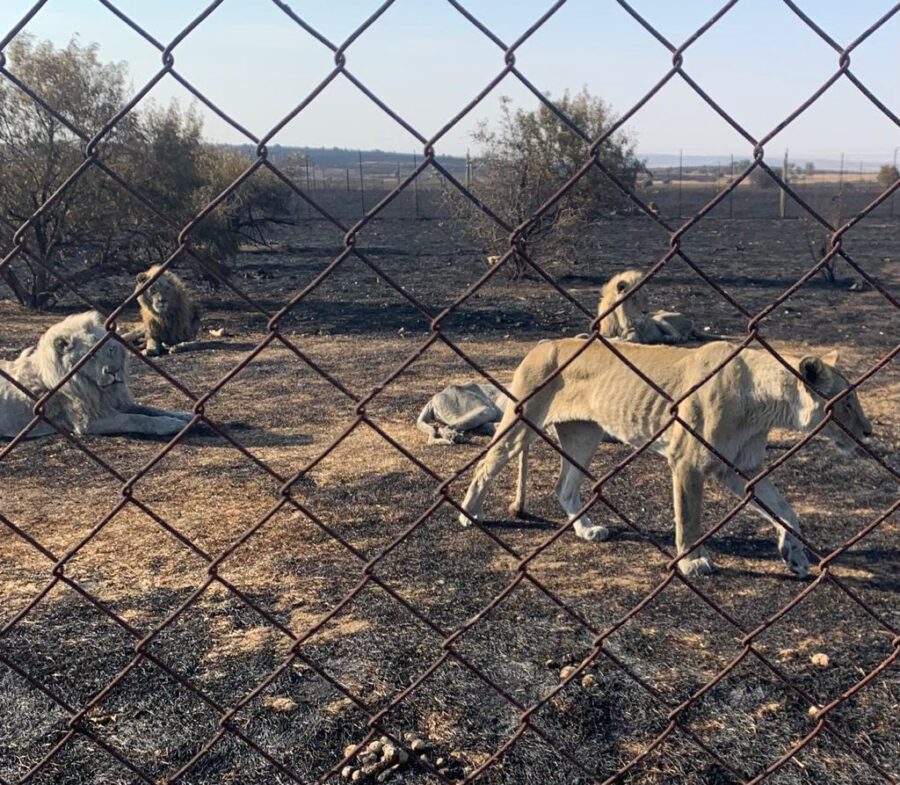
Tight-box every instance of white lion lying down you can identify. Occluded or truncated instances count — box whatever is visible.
[416,382,510,445]
[1,311,193,439]
[598,269,725,344]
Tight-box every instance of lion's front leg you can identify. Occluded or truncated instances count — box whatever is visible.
[144,337,163,357]
[124,402,193,422]
[718,473,808,578]
[671,463,714,576]
[80,411,188,436]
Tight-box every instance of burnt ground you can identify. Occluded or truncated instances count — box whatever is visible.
[0,184,898,785]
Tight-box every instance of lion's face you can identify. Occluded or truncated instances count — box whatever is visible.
[53,331,126,390]
[799,353,872,454]
[136,270,175,317]
[85,340,127,389]
[38,312,127,393]
[612,271,649,316]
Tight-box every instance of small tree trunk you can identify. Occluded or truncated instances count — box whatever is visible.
[0,264,31,306]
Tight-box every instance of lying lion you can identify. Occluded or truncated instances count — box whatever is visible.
[130,266,202,356]
[1,311,193,439]
[457,338,871,578]
[417,382,508,445]
[598,269,723,344]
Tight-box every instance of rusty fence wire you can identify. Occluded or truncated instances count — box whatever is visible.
[1,1,899,783]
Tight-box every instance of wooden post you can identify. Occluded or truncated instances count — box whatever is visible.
[891,147,898,217]
[358,150,365,215]
[412,150,420,219]
[837,152,845,224]
[304,155,311,219]
[779,148,788,219]
[729,153,734,219]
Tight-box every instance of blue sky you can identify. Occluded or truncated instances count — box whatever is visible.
[2,0,898,163]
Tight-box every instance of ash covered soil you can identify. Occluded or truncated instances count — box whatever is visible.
[1,186,898,784]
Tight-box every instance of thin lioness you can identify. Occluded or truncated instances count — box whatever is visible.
[458,339,872,578]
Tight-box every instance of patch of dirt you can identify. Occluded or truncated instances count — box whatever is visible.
[1,186,898,785]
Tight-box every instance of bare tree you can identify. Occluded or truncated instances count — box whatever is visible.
[876,164,899,190]
[0,36,293,308]
[444,89,644,278]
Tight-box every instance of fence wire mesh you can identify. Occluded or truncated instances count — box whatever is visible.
[0,1,898,784]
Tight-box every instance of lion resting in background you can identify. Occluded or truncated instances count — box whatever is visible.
[458,338,872,578]
[1,311,193,439]
[598,269,723,344]
[132,266,201,356]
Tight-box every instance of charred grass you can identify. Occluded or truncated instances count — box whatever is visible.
[1,188,898,783]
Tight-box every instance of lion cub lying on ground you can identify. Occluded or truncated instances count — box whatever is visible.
[1,311,193,438]
[131,266,201,356]
[458,338,872,578]
[598,269,723,344]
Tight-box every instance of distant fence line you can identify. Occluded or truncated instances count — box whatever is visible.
[278,148,898,222]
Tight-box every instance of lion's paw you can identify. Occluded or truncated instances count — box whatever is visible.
[677,551,715,577]
[574,519,610,542]
[458,509,480,528]
[779,538,809,579]
[156,416,189,435]
[508,502,525,519]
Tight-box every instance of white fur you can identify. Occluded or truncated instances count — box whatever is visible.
[1,311,193,439]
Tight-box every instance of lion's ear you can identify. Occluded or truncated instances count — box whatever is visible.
[820,349,840,368]
[53,335,71,356]
[616,280,629,293]
[799,356,826,386]
[136,271,148,284]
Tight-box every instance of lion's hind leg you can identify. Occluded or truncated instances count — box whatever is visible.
[508,448,529,518]
[458,407,542,528]
[554,421,608,541]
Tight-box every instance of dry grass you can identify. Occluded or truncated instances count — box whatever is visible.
[1,197,898,784]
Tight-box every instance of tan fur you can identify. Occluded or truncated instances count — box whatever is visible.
[598,269,721,344]
[459,339,872,578]
[1,311,192,438]
[135,265,201,356]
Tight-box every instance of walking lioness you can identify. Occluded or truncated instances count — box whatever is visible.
[458,339,872,578]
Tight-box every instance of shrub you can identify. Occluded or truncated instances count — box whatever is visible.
[444,89,644,277]
[0,36,292,308]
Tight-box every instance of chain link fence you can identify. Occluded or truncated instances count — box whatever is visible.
[1,1,898,783]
